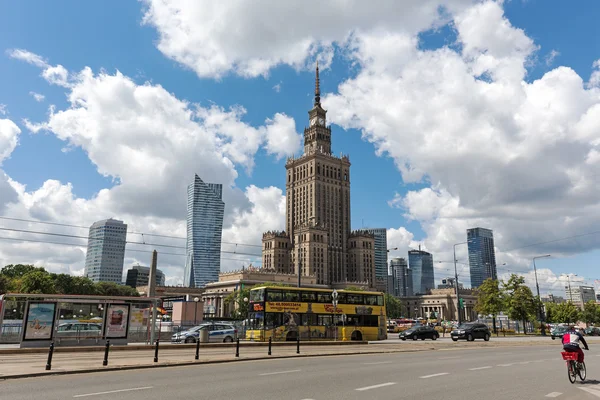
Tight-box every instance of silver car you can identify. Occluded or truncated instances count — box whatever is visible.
[171,323,237,343]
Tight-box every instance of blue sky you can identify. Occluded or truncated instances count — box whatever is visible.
[1,0,600,292]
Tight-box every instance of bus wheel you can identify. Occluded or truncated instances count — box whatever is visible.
[351,331,363,341]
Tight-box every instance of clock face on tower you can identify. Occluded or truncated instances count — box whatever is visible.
[318,117,325,126]
[310,117,318,126]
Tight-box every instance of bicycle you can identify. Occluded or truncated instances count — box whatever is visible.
[561,351,586,383]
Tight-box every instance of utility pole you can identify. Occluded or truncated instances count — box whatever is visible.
[533,255,550,336]
[453,242,468,325]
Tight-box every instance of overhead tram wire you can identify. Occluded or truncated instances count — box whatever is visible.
[0,235,262,263]
[0,215,263,248]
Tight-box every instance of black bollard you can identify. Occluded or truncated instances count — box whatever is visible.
[102,340,110,366]
[296,336,300,354]
[195,338,200,360]
[154,339,159,363]
[45,342,54,371]
[235,338,240,358]
[268,337,272,356]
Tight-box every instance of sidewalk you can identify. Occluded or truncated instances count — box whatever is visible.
[0,338,562,380]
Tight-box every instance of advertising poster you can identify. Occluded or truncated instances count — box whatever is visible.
[105,304,130,338]
[129,306,148,329]
[23,302,56,341]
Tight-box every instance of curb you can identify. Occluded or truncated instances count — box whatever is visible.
[0,340,369,355]
[0,348,435,380]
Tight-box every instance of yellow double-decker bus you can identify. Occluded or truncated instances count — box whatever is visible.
[245,286,387,341]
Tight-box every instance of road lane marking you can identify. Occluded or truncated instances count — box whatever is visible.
[469,366,493,370]
[420,373,449,379]
[355,382,397,391]
[579,387,600,397]
[545,393,562,398]
[518,361,530,364]
[497,363,513,367]
[363,361,394,365]
[73,387,153,398]
[259,369,301,376]
[438,356,460,360]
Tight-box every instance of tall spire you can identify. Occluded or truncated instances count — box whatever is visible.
[314,61,320,106]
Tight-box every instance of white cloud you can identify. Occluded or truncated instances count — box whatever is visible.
[8,49,48,68]
[0,119,21,163]
[272,83,281,93]
[0,104,6,115]
[8,48,71,87]
[29,92,45,102]
[545,49,560,66]
[140,0,475,79]
[0,59,300,281]
[321,1,600,289]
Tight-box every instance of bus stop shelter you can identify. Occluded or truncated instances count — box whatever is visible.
[0,293,162,348]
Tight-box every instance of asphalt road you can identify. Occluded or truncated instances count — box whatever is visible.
[3,343,600,399]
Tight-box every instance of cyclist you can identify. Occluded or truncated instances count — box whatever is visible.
[562,325,589,366]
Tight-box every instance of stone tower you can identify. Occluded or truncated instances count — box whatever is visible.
[262,64,374,288]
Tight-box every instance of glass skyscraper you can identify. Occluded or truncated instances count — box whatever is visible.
[84,218,128,283]
[390,257,412,297]
[408,249,434,295]
[467,227,497,288]
[366,228,388,281]
[184,174,225,288]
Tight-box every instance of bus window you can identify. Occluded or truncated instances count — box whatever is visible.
[317,292,332,303]
[337,293,347,304]
[347,294,364,304]
[361,315,379,327]
[377,295,384,306]
[301,291,316,302]
[250,289,264,302]
[283,291,299,302]
[302,313,317,326]
[365,295,378,305]
[267,290,283,302]
[318,315,332,326]
[265,313,281,329]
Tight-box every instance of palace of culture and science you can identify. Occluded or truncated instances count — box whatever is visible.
[262,65,376,288]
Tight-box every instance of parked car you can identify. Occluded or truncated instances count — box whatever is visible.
[451,323,490,342]
[585,327,600,336]
[171,323,237,343]
[551,326,568,340]
[56,322,102,337]
[399,325,439,341]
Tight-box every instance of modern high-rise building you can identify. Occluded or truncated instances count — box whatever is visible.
[390,257,412,297]
[366,228,388,281]
[467,227,497,288]
[565,285,596,307]
[408,249,434,295]
[84,218,127,283]
[261,64,375,287]
[184,174,225,288]
[125,264,165,288]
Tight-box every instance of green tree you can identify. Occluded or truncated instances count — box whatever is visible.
[384,294,402,319]
[344,286,365,291]
[581,301,598,324]
[224,287,251,319]
[95,282,139,297]
[0,275,10,294]
[503,274,536,334]
[0,264,42,278]
[549,302,580,323]
[475,278,504,333]
[19,270,56,294]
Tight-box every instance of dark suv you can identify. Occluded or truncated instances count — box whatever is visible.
[451,323,491,342]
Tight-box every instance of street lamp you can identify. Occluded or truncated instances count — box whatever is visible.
[193,297,200,325]
[453,242,469,325]
[533,255,551,336]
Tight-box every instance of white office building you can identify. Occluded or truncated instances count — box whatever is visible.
[84,218,128,283]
